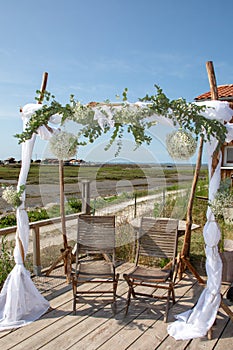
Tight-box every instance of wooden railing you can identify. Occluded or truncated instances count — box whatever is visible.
[0,212,85,275]
[0,180,91,276]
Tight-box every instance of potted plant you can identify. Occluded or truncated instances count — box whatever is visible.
[209,178,233,283]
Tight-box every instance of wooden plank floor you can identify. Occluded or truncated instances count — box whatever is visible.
[0,262,232,350]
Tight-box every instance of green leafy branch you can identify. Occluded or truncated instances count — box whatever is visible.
[14,86,228,154]
[140,85,227,144]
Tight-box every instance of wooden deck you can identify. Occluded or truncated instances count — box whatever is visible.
[0,262,232,350]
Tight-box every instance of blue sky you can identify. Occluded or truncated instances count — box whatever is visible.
[0,0,233,164]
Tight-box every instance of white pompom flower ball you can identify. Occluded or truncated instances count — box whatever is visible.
[49,131,78,160]
[166,130,197,160]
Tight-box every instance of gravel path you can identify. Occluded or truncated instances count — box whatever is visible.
[27,188,188,253]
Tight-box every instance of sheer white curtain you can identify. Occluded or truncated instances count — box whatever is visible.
[168,101,233,339]
[0,104,59,331]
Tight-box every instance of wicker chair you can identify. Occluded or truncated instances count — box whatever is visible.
[123,217,179,322]
[72,215,119,314]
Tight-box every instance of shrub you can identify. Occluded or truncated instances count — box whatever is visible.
[0,213,17,228]
[27,208,49,222]
[67,197,82,212]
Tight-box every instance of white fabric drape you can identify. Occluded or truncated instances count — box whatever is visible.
[0,104,59,331]
[167,101,233,339]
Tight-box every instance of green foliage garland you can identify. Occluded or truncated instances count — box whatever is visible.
[15,86,227,154]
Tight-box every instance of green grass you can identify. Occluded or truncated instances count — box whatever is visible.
[0,163,208,185]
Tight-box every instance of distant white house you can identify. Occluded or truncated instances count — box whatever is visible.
[41,158,85,165]
[4,157,16,165]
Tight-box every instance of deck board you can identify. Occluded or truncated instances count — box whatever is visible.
[0,262,232,350]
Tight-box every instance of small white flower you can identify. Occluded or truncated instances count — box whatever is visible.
[49,131,78,160]
[2,185,25,208]
[166,130,197,160]
[210,190,233,219]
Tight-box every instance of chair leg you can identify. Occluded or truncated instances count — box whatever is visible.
[123,273,134,315]
[164,284,176,322]
[172,254,180,283]
[164,290,171,323]
[73,297,76,315]
[171,285,175,304]
[72,275,77,315]
[131,281,136,298]
[113,273,120,301]
[125,286,133,315]
[112,273,120,314]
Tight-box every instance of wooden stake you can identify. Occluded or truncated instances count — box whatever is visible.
[59,159,68,249]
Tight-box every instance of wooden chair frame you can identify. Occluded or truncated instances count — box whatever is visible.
[72,215,119,314]
[123,217,179,322]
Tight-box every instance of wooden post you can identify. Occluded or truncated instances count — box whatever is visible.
[45,159,73,281]
[33,72,47,274]
[206,61,220,176]
[178,62,221,284]
[206,61,219,100]
[179,136,205,284]
[205,61,233,337]
[18,72,48,265]
[134,192,137,218]
[181,137,204,256]
[32,226,41,275]
[81,180,91,214]
[59,159,68,249]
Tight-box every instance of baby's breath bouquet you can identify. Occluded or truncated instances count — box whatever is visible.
[209,178,233,221]
[49,131,78,160]
[166,129,197,160]
[2,185,25,208]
